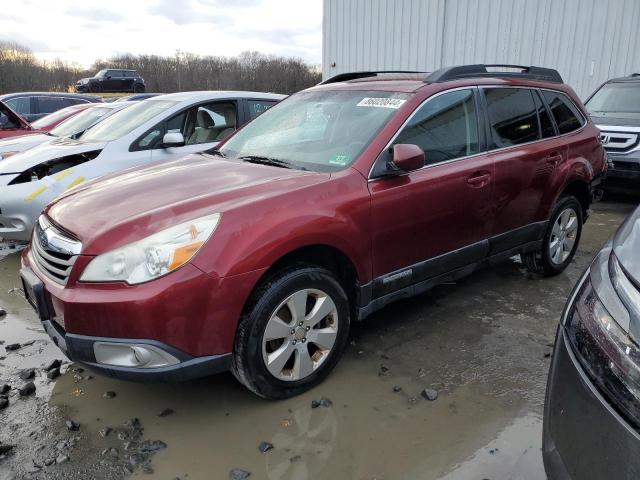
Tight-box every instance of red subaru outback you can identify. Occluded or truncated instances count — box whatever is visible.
[21,65,607,398]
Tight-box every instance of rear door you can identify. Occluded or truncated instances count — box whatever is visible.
[484,87,566,249]
[369,87,494,293]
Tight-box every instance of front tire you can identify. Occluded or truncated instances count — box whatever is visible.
[89,83,102,93]
[231,265,351,399]
[522,196,583,276]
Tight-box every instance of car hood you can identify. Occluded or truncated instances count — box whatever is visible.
[0,133,51,155]
[0,137,105,175]
[46,154,330,254]
[613,206,640,286]
[591,113,640,127]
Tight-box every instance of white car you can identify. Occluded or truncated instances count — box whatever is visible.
[0,91,284,240]
[0,102,134,160]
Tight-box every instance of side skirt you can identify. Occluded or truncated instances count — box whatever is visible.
[357,223,547,320]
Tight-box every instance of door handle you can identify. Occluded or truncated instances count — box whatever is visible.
[467,172,491,188]
[546,152,563,166]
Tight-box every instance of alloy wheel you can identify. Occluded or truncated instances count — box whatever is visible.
[549,207,578,265]
[261,289,339,381]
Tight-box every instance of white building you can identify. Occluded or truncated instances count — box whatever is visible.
[322,0,640,98]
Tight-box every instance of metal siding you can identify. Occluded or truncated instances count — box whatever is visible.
[323,0,640,98]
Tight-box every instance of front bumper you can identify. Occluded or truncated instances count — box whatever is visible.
[21,247,267,382]
[603,151,640,186]
[41,318,231,382]
[543,327,640,479]
[75,84,90,93]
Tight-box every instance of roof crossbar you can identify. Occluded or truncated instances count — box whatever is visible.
[426,64,563,83]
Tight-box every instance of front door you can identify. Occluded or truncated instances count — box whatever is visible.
[369,88,494,295]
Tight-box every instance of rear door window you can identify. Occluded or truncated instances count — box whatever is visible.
[393,88,480,165]
[37,96,68,114]
[484,88,539,147]
[542,90,585,134]
[248,100,277,119]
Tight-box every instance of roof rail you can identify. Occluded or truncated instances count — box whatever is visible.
[426,64,563,83]
[320,70,427,85]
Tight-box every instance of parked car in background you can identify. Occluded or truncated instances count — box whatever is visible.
[18,65,606,398]
[0,100,93,141]
[0,102,133,160]
[0,91,283,240]
[76,69,146,93]
[114,93,163,102]
[0,92,102,122]
[27,103,95,132]
[0,100,37,140]
[586,74,640,192]
[543,205,640,479]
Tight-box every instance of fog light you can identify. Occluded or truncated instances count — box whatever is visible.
[93,342,179,368]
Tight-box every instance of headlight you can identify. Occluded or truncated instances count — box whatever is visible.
[80,213,220,284]
[565,264,640,427]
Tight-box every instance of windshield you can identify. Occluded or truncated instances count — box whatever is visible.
[80,100,179,143]
[95,69,107,78]
[31,105,83,129]
[49,106,122,138]
[219,90,410,172]
[587,83,640,114]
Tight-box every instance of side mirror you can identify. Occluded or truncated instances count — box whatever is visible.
[105,75,112,79]
[162,132,185,148]
[389,144,425,173]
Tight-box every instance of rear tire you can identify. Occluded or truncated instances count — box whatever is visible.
[231,265,351,399]
[522,196,583,276]
[133,83,145,93]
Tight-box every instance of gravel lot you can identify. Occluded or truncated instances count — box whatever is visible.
[0,199,636,480]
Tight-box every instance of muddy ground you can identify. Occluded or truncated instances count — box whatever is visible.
[0,199,637,480]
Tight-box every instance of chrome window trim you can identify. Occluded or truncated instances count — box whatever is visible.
[368,85,588,182]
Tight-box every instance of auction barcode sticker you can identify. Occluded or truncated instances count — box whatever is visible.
[356,97,406,109]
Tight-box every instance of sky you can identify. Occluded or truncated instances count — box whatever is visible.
[1,0,323,68]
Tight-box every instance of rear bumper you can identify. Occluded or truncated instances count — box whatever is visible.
[42,318,231,382]
[543,327,640,479]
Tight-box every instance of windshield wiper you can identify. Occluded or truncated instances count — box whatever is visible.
[239,155,297,169]
[208,149,227,158]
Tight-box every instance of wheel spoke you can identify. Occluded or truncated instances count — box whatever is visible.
[565,215,578,235]
[552,243,564,263]
[266,341,295,376]
[549,238,561,259]
[264,316,293,341]
[287,290,308,323]
[293,348,315,379]
[306,295,336,327]
[560,209,572,228]
[307,328,337,351]
[552,220,562,237]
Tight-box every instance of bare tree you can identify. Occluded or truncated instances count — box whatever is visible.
[0,42,321,95]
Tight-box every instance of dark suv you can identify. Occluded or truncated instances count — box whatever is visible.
[76,69,146,93]
[586,74,640,192]
[21,64,607,398]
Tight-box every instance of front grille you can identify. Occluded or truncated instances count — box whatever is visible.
[600,130,640,153]
[32,218,81,285]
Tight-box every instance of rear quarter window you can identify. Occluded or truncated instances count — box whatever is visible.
[542,90,585,135]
